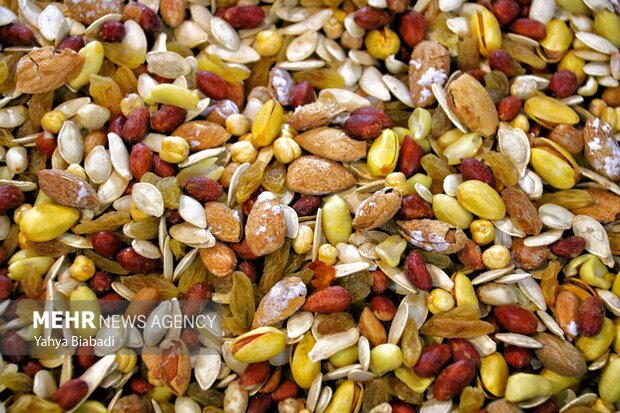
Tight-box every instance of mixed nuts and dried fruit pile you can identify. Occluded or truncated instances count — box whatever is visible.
[0,0,619,411]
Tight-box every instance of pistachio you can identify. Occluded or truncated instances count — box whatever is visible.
[456,180,506,220]
[231,327,287,363]
[20,204,80,242]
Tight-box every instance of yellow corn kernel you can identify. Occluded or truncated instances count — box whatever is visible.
[230,141,258,164]
[115,348,138,373]
[385,172,407,188]
[159,136,190,164]
[369,343,403,375]
[225,114,250,136]
[454,271,478,308]
[602,107,618,131]
[427,288,455,313]
[120,93,145,118]
[69,255,96,281]
[256,30,283,56]
[558,51,586,85]
[330,344,358,368]
[13,204,32,225]
[69,41,104,89]
[509,114,530,133]
[129,202,150,221]
[251,100,283,147]
[482,245,511,269]
[368,129,399,177]
[293,225,313,255]
[365,28,401,60]
[589,99,608,118]
[318,244,338,265]
[375,235,407,267]
[273,137,301,164]
[41,110,67,134]
[470,219,495,246]
[480,353,509,397]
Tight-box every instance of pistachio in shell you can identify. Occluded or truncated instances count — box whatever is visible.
[446,73,499,138]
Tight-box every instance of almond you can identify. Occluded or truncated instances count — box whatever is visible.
[285,155,355,195]
[199,242,237,277]
[353,187,401,230]
[252,277,307,328]
[245,191,286,256]
[16,47,84,94]
[173,120,232,151]
[288,102,346,131]
[533,333,587,377]
[583,118,620,182]
[408,41,450,108]
[397,219,467,254]
[446,73,499,137]
[204,202,242,243]
[37,169,100,209]
[293,127,367,162]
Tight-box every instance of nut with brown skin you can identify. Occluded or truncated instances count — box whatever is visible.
[292,196,321,216]
[150,105,187,133]
[0,23,34,46]
[152,154,176,177]
[509,18,547,40]
[182,176,223,202]
[550,236,586,258]
[0,275,12,300]
[398,136,423,177]
[498,96,523,121]
[121,107,150,144]
[404,250,433,291]
[51,379,89,410]
[414,343,452,377]
[504,345,532,369]
[359,306,387,347]
[448,338,481,367]
[494,304,539,335]
[182,282,211,316]
[122,2,163,34]
[371,295,396,321]
[433,360,476,401]
[239,361,271,391]
[196,71,228,100]
[0,185,24,213]
[492,0,520,24]
[576,295,605,337]
[549,70,578,98]
[489,50,517,77]
[91,231,125,259]
[129,377,153,395]
[354,6,394,30]
[129,143,153,180]
[371,269,389,294]
[399,11,426,47]
[35,131,57,157]
[247,396,272,413]
[57,35,85,52]
[290,81,316,108]
[398,194,433,220]
[219,5,266,29]
[271,379,298,402]
[100,20,126,42]
[302,286,352,313]
[116,247,162,273]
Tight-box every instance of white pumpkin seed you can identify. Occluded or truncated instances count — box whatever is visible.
[524,229,564,247]
[383,74,415,107]
[0,6,17,26]
[195,351,221,391]
[575,32,619,55]
[107,132,132,180]
[97,171,130,204]
[179,194,207,228]
[132,239,162,259]
[38,5,63,41]
[146,51,192,78]
[170,223,215,246]
[210,17,241,51]
[573,215,613,266]
[287,31,318,62]
[132,182,165,217]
